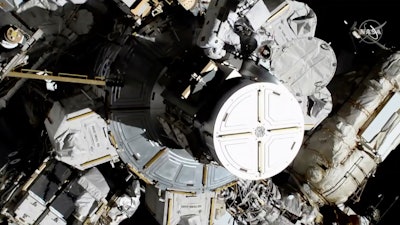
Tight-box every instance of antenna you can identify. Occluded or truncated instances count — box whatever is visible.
[376,195,399,225]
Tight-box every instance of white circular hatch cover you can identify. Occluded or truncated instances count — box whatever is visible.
[212,82,304,180]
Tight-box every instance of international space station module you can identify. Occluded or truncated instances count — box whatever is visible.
[0,0,399,225]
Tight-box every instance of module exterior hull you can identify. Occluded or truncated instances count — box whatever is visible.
[0,0,399,225]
